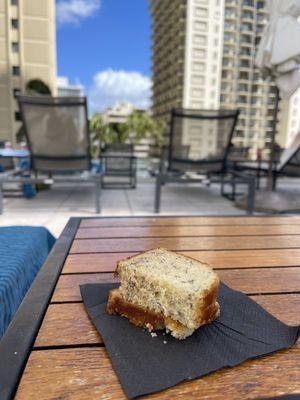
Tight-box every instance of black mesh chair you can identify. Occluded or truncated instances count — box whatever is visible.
[234,132,300,190]
[100,143,137,189]
[155,108,255,213]
[8,95,102,213]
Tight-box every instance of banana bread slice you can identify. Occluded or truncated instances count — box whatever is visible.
[107,248,220,339]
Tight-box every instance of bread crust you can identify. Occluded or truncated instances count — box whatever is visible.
[195,276,220,326]
[107,288,165,331]
[107,288,220,339]
[111,248,220,339]
[115,247,214,277]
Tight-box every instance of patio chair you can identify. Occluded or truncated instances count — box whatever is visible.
[234,132,300,190]
[0,96,102,214]
[155,108,256,214]
[100,143,137,189]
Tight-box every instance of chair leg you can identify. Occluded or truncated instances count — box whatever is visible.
[155,176,162,213]
[0,183,3,215]
[131,173,137,189]
[95,178,101,214]
[246,176,255,215]
[231,176,236,201]
[220,175,225,197]
[272,172,277,191]
[256,169,261,190]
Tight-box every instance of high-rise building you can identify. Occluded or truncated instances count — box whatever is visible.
[0,0,57,145]
[221,0,277,158]
[151,0,225,119]
[150,0,280,159]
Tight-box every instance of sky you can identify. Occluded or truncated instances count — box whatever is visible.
[55,0,152,113]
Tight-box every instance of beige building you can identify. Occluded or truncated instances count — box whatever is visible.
[220,0,277,158]
[151,0,224,119]
[101,101,143,125]
[0,0,57,145]
[150,0,282,159]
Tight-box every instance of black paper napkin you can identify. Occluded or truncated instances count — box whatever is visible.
[80,283,300,399]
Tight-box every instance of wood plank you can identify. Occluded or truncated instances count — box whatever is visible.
[70,235,300,254]
[34,303,102,347]
[34,294,300,348]
[80,216,300,228]
[76,225,300,239]
[52,268,300,302]
[219,267,300,294]
[51,273,118,303]
[63,249,300,274]
[251,294,300,326]
[15,346,300,400]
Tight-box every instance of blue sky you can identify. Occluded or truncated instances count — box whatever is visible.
[56,0,152,113]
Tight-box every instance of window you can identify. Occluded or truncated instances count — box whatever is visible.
[238,83,248,92]
[195,7,208,18]
[11,19,18,29]
[12,66,20,76]
[195,21,207,31]
[257,1,264,9]
[194,35,206,45]
[13,88,20,97]
[193,62,205,72]
[11,0,18,5]
[15,111,21,121]
[193,48,206,58]
[192,88,204,98]
[12,42,19,52]
[192,75,205,85]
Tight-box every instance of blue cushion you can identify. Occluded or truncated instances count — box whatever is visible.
[0,226,55,337]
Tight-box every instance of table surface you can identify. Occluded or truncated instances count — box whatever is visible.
[3,216,300,399]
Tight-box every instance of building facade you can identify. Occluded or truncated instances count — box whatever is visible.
[57,76,84,97]
[151,0,225,119]
[220,0,277,158]
[150,0,283,159]
[0,0,56,144]
[101,101,146,124]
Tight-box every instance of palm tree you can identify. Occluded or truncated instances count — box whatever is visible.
[89,111,166,158]
[124,112,165,147]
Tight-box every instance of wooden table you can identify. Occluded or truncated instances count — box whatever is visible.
[1,216,300,400]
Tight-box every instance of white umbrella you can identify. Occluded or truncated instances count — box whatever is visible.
[237,0,300,211]
[256,0,300,99]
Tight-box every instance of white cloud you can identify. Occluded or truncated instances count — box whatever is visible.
[56,0,101,25]
[89,69,152,113]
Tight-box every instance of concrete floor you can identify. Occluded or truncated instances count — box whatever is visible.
[0,177,247,237]
[1,176,299,237]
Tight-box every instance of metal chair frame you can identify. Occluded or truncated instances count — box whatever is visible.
[155,108,256,214]
[0,96,102,214]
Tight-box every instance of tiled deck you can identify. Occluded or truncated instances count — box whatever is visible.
[1,176,299,237]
